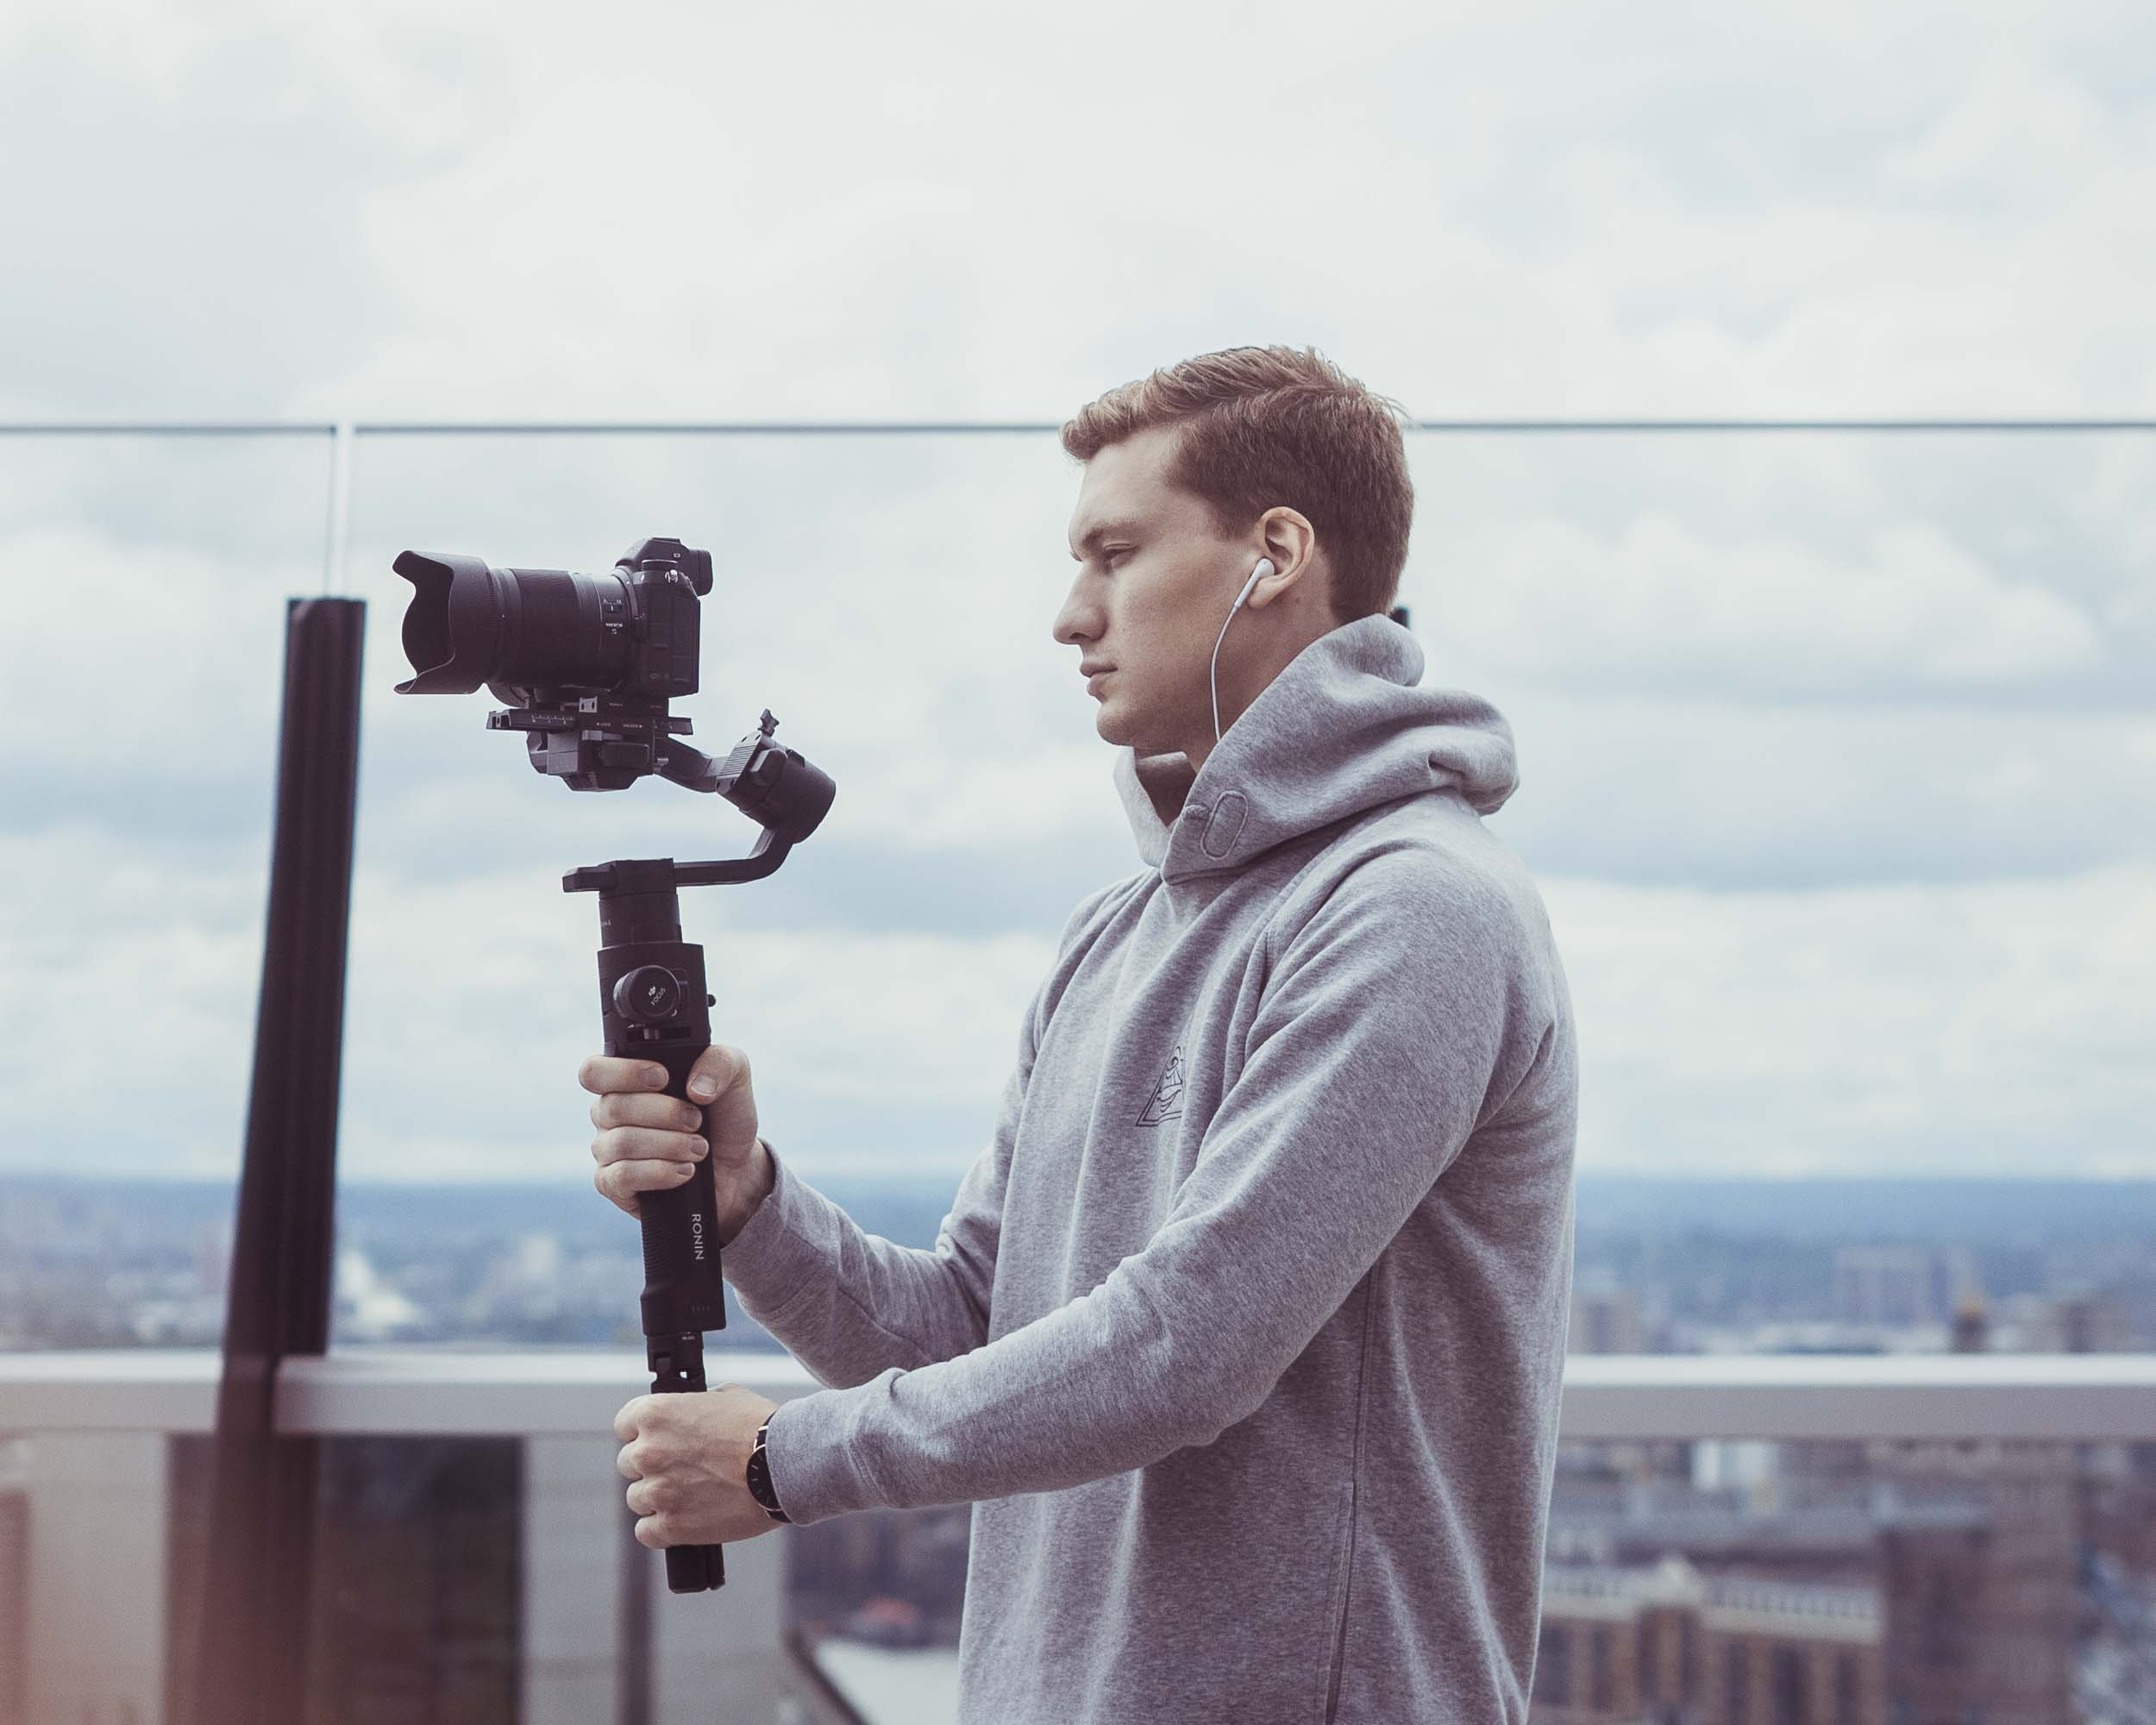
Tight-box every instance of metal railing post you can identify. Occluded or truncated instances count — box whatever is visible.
[188,595,366,1725]
[323,419,354,595]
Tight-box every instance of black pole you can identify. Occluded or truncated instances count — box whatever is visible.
[189,597,366,1725]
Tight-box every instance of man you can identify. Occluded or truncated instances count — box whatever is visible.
[586,344,1578,1722]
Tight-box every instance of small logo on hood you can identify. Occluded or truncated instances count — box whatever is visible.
[1137,1044,1187,1126]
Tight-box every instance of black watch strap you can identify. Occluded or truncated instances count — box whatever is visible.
[746,1409,790,1522]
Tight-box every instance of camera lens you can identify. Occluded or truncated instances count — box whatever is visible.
[392,550,634,696]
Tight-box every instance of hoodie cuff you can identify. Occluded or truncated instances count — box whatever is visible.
[761,1384,881,1527]
[717,1139,830,1323]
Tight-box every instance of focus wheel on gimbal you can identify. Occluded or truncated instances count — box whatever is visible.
[612,964,685,1025]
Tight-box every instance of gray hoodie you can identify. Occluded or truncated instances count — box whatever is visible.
[724,612,1578,1723]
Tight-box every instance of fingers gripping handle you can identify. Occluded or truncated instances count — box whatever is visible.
[637,1067,728,1595]
[632,1045,729,1333]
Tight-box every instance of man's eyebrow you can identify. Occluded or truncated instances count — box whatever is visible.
[1069,518,1143,559]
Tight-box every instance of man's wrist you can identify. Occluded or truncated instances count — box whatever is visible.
[719,1137,777,1246]
[745,1406,790,1521]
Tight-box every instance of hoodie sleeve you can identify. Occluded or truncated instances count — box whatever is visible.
[757,846,1557,1524]
[717,877,1129,1388]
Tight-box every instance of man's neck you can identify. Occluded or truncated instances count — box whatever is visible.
[1131,749,1198,827]
[1188,607,1338,775]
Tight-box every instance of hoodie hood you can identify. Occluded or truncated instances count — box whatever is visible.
[1110,612,1519,882]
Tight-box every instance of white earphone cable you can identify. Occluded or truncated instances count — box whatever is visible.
[1211,558,1274,747]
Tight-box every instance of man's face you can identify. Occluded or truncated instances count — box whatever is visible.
[1052,422,1253,761]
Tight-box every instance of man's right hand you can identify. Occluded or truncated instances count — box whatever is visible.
[579,1043,774,1245]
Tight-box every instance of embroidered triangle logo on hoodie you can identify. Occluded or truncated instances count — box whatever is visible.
[1135,1043,1186,1126]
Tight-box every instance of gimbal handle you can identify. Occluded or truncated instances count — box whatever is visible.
[579,869,730,1592]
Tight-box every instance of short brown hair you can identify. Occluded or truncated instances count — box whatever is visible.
[1059,344,1414,626]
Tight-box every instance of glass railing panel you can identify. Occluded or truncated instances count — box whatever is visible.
[3,1356,2152,1725]
[1,430,333,1352]
[322,425,2155,1351]
[4,420,2153,1725]
[3,1421,847,1725]
[167,1432,523,1725]
[1403,427,2148,731]
[1538,1433,2156,1725]
[1400,428,2151,1186]
[787,1502,968,1721]
[778,1431,2156,1724]
[332,430,1118,1344]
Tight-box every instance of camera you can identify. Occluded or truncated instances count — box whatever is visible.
[392,535,711,791]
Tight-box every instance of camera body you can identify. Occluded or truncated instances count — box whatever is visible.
[493,533,711,706]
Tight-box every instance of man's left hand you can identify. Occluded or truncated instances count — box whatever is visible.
[615,1383,785,1548]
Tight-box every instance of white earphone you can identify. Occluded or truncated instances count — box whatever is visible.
[1211,558,1275,747]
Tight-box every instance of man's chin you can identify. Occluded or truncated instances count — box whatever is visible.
[1094,699,1141,748]
[1095,706,1182,761]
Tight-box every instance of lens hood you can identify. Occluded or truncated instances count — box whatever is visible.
[392,550,502,694]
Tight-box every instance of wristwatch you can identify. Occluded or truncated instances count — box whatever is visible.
[746,1409,790,1522]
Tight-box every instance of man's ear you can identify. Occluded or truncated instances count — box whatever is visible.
[1246,508,1320,609]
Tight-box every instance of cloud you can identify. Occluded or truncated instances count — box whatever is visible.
[1543,859,2156,1179]
[1403,426,2156,712]
[329,856,1062,1184]
[0,825,1064,1181]
[6,0,2154,1191]
[1437,510,2103,698]
[0,4,404,415]
[3,0,2152,419]
[9,822,2150,1185]
[0,824,265,1176]
[1475,686,2156,889]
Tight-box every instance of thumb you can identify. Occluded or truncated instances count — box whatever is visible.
[686,1043,743,1101]
[687,1045,759,1161]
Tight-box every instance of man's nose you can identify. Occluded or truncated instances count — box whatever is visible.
[1051,590,1092,647]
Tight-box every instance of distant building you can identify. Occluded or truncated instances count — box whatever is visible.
[1991,1288,2139,1353]
[2050,1289,2135,1354]
[1544,1439,2084,1725]
[1570,1280,1649,1355]
[1831,1246,1977,1331]
[0,1454,24,1725]
[1871,1440,2079,1725]
[1532,1553,1882,1723]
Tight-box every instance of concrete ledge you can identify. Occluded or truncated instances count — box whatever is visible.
[2,1347,2152,1441]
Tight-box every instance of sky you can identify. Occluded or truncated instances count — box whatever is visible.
[2,0,2151,1187]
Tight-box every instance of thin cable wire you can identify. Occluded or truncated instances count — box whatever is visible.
[3,418,2154,436]
[1210,599,1238,748]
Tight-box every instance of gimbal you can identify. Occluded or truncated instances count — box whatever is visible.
[393,538,837,1592]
